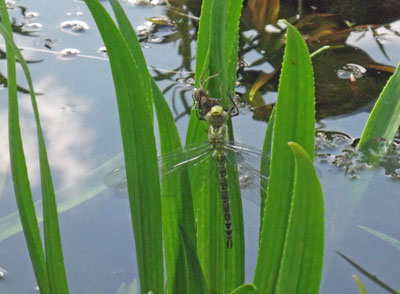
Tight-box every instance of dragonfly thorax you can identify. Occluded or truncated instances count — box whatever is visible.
[206,105,228,147]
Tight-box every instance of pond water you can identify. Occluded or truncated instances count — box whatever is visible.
[0,0,400,293]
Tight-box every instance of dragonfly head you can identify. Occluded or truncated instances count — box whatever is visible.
[206,105,228,127]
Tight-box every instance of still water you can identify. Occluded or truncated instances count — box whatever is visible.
[0,0,399,293]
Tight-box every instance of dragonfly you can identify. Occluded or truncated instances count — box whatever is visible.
[105,79,269,248]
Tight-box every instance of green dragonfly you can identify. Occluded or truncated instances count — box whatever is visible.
[104,103,269,248]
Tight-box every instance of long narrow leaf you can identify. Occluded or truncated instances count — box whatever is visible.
[230,284,257,294]
[358,63,400,161]
[188,0,246,292]
[259,108,275,234]
[178,226,208,294]
[0,17,69,294]
[84,1,163,293]
[275,142,323,294]
[152,79,196,293]
[254,21,315,293]
[0,3,50,294]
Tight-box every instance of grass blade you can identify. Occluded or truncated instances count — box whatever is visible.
[178,226,208,294]
[358,63,400,162]
[0,22,70,294]
[230,284,257,294]
[188,0,245,292]
[84,1,163,292]
[259,108,274,234]
[152,79,196,293]
[0,3,50,293]
[359,225,400,251]
[352,275,368,294]
[106,1,198,290]
[275,142,324,293]
[254,21,315,293]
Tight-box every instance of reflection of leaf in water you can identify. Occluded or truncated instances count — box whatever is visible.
[337,251,398,294]
[116,278,138,294]
[359,225,400,251]
[0,152,124,243]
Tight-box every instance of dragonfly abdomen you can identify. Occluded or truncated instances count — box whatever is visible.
[215,149,233,248]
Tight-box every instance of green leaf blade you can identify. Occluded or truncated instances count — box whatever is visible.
[0,17,70,294]
[152,79,197,294]
[0,4,51,294]
[358,63,400,160]
[84,1,163,293]
[254,21,316,293]
[275,142,324,294]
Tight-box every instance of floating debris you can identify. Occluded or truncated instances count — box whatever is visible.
[337,63,367,82]
[136,16,177,43]
[144,16,176,28]
[125,0,164,6]
[60,20,89,34]
[5,0,15,9]
[0,267,7,278]
[98,46,107,56]
[21,22,43,33]
[60,48,80,58]
[24,11,39,19]
[44,37,56,49]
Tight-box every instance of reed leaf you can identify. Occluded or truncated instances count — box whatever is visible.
[358,63,400,162]
[275,142,323,293]
[230,284,257,294]
[187,0,245,293]
[84,1,163,292]
[254,21,316,293]
[0,3,50,293]
[0,23,70,294]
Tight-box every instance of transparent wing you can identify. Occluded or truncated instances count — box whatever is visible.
[103,141,213,192]
[160,141,212,177]
[224,142,270,206]
[103,140,270,206]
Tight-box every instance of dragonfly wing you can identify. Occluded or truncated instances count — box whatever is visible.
[160,142,212,177]
[103,142,212,192]
[225,143,270,206]
[104,166,126,188]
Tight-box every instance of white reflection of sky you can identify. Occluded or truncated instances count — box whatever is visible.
[17,75,94,189]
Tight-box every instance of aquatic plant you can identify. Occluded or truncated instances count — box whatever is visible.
[1,0,400,293]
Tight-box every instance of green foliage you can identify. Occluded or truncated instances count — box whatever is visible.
[0,1,69,293]
[188,0,246,293]
[254,21,321,293]
[84,0,164,293]
[352,275,368,294]
[359,225,400,251]
[358,63,400,162]
[230,284,257,294]
[1,0,334,293]
[276,142,324,293]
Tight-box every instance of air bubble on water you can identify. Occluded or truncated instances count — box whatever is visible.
[60,20,89,34]
[60,48,80,58]
[98,46,107,56]
[24,12,40,19]
[22,23,43,33]
[0,267,7,278]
